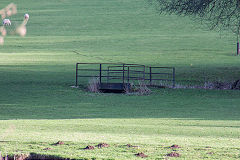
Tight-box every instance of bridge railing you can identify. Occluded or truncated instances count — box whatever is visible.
[145,66,175,87]
[76,63,175,88]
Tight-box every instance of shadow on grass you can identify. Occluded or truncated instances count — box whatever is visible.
[2,153,91,160]
[0,66,240,120]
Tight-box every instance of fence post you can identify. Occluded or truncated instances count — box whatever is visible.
[149,67,152,86]
[99,64,102,84]
[76,63,78,86]
[173,67,175,88]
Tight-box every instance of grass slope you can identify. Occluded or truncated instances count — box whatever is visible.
[0,0,240,159]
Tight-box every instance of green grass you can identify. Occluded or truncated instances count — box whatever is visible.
[1,119,240,159]
[0,0,240,159]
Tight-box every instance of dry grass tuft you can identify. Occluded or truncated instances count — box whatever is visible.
[124,81,151,95]
[173,80,235,90]
[137,80,151,95]
[203,81,232,90]
[87,77,100,93]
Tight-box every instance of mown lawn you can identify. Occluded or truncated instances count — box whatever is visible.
[0,0,240,159]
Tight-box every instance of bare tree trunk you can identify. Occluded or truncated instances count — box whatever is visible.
[237,38,239,56]
[237,26,240,56]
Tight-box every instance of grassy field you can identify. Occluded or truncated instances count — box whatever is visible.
[0,0,240,159]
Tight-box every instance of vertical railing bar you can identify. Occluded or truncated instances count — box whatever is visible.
[100,64,102,84]
[173,67,175,88]
[76,63,78,86]
[143,65,145,81]
[122,64,125,84]
[127,66,130,83]
[107,66,110,83]
[150,67,152,86]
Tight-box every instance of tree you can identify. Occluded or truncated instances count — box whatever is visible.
[149,0,240,55]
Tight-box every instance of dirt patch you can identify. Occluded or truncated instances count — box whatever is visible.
[97,143,110,148]
[126,144,132,147]
[126,144,139,148]
[53,141,64,145]
[166,152,180,157]
[135,152,148,158]
[1,154,28,160]
[170,144,180,148]
[14,154,29,160]
[84,145,95,150]
[207,152,214,155]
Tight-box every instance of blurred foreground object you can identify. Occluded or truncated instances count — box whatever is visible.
[2,19,11,26]
[24,13,29,20]
[0,3,29,45]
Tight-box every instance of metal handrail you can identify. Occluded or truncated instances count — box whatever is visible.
[76,63,175,87]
